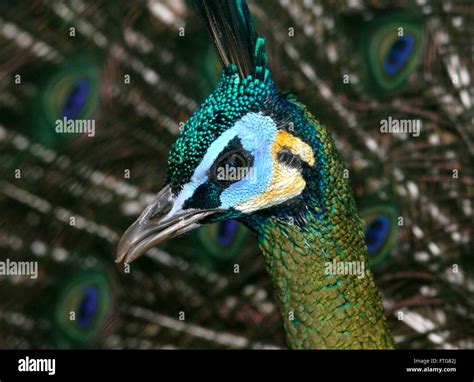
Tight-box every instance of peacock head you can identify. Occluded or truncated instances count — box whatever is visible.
[116,1,327,264]
[116,43,322,264]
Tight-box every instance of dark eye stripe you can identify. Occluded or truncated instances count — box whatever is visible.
[277,148,303,169]
[183,180,222,210]
[215,136,244,158]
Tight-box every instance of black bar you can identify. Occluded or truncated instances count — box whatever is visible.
[0,349,472,380]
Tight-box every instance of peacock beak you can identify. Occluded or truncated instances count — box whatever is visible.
[116,185,217,264]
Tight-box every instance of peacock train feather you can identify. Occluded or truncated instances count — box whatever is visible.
[0,0,472,349]
[197,220,249,262]
[356,10,424,92]
[29,55,101,149]
[359,203,398,268]
[53,269,111,347]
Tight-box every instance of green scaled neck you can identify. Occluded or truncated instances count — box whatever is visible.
[257,103,394,349]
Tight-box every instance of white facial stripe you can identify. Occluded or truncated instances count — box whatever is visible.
[191,127,240,182]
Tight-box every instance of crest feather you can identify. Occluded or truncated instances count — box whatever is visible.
[195,0,267,79]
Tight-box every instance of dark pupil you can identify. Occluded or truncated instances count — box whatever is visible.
[226,154,245,169]
[214,151,249,184]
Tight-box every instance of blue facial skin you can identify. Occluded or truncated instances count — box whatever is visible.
[62,78,90,119]
[218,113,276,209]
[383,35,415,76]
[77,285,99,329]
[170,112,277,213]
[364,215,391,254]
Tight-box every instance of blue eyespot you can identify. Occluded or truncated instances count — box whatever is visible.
[77,285,99,329]
[55,271,110,345]
[62,78,90,119]
[383,35,415,76]
[365,215,391,254]
[217,219,239,246]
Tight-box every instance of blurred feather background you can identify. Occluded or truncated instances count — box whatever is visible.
[0,0,472,349]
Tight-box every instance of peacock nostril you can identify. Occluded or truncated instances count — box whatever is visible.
[147,185,174,221]
[149,200,173,220]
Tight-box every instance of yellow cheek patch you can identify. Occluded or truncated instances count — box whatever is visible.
[272,131,315,166]
[235,131,314,214]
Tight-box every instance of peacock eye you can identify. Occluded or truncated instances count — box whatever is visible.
[212,150,251,185]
